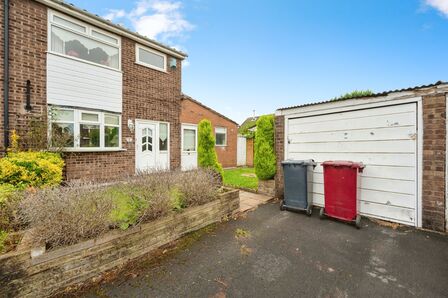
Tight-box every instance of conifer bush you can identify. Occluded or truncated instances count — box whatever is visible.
[197,119,223,176]
[254,115,276,180]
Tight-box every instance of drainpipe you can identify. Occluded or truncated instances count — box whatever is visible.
[3,0,9,151]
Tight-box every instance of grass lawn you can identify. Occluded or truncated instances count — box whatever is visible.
[223,167,258,190]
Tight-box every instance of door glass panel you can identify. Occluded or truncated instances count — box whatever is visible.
[142,144,147,151]
[148,144,152,151]
[183,129,196,151]
[159,123,168,151]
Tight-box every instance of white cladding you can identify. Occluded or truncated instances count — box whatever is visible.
[47,53,123,112]
[286,103,418,225]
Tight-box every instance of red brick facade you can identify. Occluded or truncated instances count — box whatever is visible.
[1,0,183,181]
[180,97,237,168]
[274,115,285,199]
[422,94,446,232]
[246,138,254,167]
[0,0,48,151]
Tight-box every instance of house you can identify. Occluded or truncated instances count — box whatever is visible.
[180,94,238,169]
[275,81,448,232]
[1,0,187,181]
[237,114,273,167]
[238,116,258,167]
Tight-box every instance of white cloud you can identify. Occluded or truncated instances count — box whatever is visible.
[425,0,448,17]
[182,59,190,68]
[102,9,126,21]
[103,0,194,43]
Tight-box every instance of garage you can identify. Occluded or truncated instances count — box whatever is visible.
[284,102,418,226]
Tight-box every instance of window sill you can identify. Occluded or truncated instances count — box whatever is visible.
[135,61,167,73]
[215,145,227,147]
[61,148,127,153]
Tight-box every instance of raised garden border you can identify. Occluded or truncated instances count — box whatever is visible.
[0,188,239,297]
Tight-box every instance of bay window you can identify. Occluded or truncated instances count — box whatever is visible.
[49,107,121,151]
[49,11,121,70]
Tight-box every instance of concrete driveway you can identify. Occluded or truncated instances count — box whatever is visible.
[83,202,448,298]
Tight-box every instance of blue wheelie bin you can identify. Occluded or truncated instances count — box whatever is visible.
[280,159,316,216]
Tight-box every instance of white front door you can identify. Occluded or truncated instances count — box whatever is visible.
[181,124,198,171]
[136,122,156,172]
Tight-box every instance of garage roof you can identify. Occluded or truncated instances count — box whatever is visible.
[278,81,447,111]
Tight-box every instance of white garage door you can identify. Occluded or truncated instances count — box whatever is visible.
[286,103,418,225]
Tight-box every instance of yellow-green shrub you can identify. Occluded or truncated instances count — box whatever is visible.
[0,152,64,188]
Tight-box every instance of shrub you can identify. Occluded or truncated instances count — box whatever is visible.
[0,186,23,233]
[108,185,148,230]
[20,183,114,247]
[175,169,220,207]
[0,152,64,188]
[17,169,221,249]
[197,119,223,177]
[254,115,276,180]
[0,230,7,253]
[333,90,374,101]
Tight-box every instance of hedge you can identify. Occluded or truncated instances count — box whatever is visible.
[254,115,276,180]
[198,119,223,176]
[0,152,64,189]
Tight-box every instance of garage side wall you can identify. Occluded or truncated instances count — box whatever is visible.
[274,115,285,198]
[422,93,446,232]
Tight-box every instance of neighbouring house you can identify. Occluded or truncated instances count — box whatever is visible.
[180,94,238,169]
[1,0,188,181]
[238,115,273,167]
[238,116,258,167]
[275,81,448,232]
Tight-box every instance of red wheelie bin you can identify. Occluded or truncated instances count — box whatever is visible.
[319,161,364,228]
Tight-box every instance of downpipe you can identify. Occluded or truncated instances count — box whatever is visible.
[3,0,9,151]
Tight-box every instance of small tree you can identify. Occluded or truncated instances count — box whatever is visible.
[254,115,276,180]
[198,119,223,176]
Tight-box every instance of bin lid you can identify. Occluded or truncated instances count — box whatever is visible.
[322,160,365,169]
[281,159,316,166]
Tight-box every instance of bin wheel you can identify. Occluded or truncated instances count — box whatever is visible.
[306,205,313,216]
[280,201,285,211]
[355,215,362,229]
[319,208,325,219]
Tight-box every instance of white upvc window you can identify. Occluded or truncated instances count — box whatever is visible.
[49,106,122,151]
[215,127,227,146]
[135,44,167,72]
[48,10,121,70]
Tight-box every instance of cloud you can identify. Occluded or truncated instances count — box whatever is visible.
[424,0,448,17]
[103,0,194,43]
[103,9,126,22]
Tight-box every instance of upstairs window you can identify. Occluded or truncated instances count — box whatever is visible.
[136,45,167,72]
[215,127,227,146]
[49,11,121,70]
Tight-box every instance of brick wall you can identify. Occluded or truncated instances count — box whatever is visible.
[422,93,446,232]
[64,37,182,181]
[274,115,285,198]
[0,0,48,151]
[246,138,254,167]
[180,98,237,168]
[1,0,183,181]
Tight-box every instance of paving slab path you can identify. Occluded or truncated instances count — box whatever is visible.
[83,202,448,298]
[239,190,273,212]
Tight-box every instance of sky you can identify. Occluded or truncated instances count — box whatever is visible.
[68,0,448,124]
